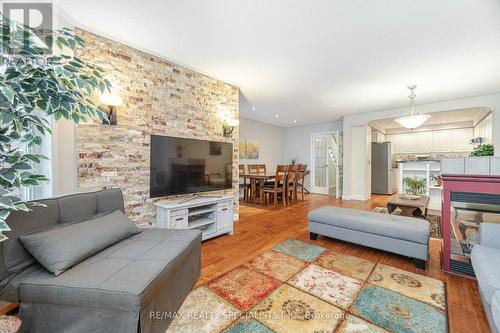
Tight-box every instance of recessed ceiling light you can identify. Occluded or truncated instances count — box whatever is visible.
[252,107,256,111]
[275,114,279,118]
[293,120,297,123]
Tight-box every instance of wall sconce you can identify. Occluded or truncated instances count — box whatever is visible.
[100,93,122,125]
[223,118,240,137]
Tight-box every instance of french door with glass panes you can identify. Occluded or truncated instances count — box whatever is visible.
[311,133,334,194]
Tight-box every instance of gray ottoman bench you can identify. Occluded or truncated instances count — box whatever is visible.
[308,206,430,269]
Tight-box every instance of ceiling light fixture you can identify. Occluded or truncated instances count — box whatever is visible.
[395,85,430,129]
[293,120,297,123]
[252,107,256,111]
[275,114,279,118]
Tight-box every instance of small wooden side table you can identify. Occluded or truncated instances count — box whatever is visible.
[387,195,430,218]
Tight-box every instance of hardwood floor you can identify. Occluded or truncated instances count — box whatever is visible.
[199,193,490,333]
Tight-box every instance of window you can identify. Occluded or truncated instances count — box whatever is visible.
[22,116,53,201]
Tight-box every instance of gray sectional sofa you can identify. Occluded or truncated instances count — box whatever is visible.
[0,189,201,333]
[471,223,500,333]
[308,206,430,268]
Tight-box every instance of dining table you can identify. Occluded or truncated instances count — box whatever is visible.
[239,173,278,205]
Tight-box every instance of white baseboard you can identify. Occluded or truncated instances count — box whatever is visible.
[342,194,371,201]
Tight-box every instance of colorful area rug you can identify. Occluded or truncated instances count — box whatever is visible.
[167,239,447,333]
[372,206,442,239]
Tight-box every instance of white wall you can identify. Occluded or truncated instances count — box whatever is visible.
[282,120,343,190]
[239,117,344,191]
[282,121,342,164]
[51,118,77,196]
[348,125,371,200]
[239,118,284,172]
[343,92,500,200]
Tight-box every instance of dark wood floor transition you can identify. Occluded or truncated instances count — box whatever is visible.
[199,194,490,333]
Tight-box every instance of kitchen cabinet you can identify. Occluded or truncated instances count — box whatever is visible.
[385,128,473,154]
[432,130,451,152]
[398,134,412,153]
[395,132,432,153]
[413,132,432,152]
[451,128,473,152]
[371,130,385,143]
[386,134,399,154]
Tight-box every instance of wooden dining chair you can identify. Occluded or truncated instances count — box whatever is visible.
[247,164,262,201]
[239,164,250,202]
[257,164,266,174]
[247,164,259,174]
[296,164,308,201]
[276,165,288,176]
[260,174,286,208]
[286,164,299,204]
[265,165,288,187]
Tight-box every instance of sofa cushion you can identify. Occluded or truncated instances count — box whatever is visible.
[57,192,98,224]
[17,229,202,311]
[96,188,125,214]
[308,206,430,244]
[20,210,139,276]
[471,245,500,305]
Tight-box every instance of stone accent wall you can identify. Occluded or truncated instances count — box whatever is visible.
[76,29,239,226]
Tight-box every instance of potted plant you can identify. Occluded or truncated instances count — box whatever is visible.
[431,175,443,187]
[0,15,111,236]
[401,176,427,199]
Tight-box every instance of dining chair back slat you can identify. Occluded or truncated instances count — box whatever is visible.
[276,165,288,175]
[296,163,307,201]
[238,164,250,202]
[257,164,266,174]
[247,164,259,175]
[273,174,285,189]
[286,164,299,204]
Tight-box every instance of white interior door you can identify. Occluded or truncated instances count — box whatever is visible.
[311,134,329,194]
[332,131,343,199]
[311,133,338,195]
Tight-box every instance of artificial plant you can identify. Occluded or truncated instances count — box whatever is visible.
[402,176,427,196]
[470,144,494,157]
[0,15,111,230]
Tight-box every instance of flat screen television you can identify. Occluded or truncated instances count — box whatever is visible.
[150,135,233,198]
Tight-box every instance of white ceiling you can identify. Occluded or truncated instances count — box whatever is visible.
[55,0,500,127]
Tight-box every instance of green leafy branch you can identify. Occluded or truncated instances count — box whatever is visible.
[402,176,427,196]
[0,15,111,232]
[470,144,494,157]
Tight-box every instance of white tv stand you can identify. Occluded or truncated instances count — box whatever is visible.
[155,195,234,241]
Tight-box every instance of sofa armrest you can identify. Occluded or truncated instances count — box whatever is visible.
[479,223,500,249]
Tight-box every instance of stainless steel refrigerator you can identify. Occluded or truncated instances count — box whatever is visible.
[371,142,393,194]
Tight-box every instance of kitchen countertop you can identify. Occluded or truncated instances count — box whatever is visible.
[396,159,440,163]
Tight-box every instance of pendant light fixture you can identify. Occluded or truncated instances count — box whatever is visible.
[395,85,430,129]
